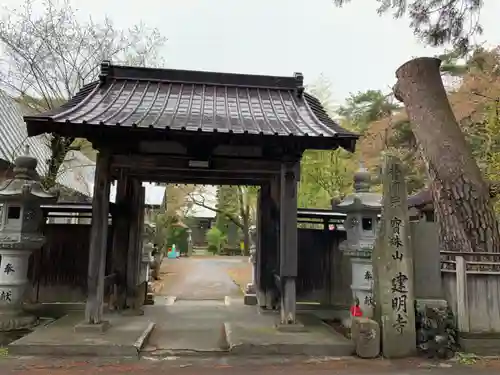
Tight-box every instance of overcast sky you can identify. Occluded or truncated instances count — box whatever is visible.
[3,0,500,105]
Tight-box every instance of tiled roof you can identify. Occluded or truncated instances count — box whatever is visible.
[25,61,358,145]
[407,188,432,208]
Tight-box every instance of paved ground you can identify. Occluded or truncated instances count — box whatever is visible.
[146,256,251,353]
[1,356,500,374]
[144,256,352,356]
[6,256,489,373]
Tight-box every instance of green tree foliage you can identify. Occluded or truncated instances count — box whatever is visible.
[166,225,189,255]
[333,0,483,54]
[300,149,355,207]
[299,78,357,208]
[215,186,240,235]
[206,227,226,255]
[186,185,257,255]
[0,0,166,187]
[300,81,403,207]
[152,184,196,251]
[338,90,399,133]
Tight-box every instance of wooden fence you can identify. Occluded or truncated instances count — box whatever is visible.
[441,251,500,333]
[296,228,346,303]
[28,223,114,303]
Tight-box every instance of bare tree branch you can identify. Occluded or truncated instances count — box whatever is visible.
[0,0,166,188]
[184,187,243,229]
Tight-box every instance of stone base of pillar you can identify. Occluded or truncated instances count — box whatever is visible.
[244,293,258,305]
[275,322,306,332]
[280,277,296,325]
[256,290,266,307]
[244,283,258,305]
[144,282,155,305]
[144,293,155,305]
[74,320,110,333]
[0,311,37,332]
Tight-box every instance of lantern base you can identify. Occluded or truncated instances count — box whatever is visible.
[0,311,37,332]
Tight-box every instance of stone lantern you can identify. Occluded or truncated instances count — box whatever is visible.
[334,163,381,319]
[141,223,155,305]
[244,225,258,305]
[0,146,58,330]
[186,228,193,257]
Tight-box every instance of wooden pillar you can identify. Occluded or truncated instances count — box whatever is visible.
[110,172,130,310]
[126,180,145,311]
[135,186,147,305]
[279,160,299,325]
[321,218,332,305]
[255,186,263,304]
[84,151,111,326]
[265,176,281,310]
[257,183,274,308]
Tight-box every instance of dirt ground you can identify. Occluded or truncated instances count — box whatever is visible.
[152,255,252,296]
[150,257,191,295]
[2,355,500,375]
[224,260,252,292]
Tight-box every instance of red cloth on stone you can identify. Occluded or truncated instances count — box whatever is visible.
[350,305,363,317]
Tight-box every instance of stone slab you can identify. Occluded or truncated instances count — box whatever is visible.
[147,320,230,355]
[8,312,155,357]
[459,332,500,356]
[415,298,448,310]
[244,294,258,306]
[226,313,354,356]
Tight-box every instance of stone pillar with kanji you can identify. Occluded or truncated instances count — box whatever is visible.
[372,155,416,358]
[0,146,58,331]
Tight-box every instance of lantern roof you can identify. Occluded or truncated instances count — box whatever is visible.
[0,146,59,202]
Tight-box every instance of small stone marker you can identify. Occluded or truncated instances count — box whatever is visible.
[351,317,380,358]
[373,155,416,358]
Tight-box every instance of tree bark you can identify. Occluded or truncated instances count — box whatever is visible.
[394,57,500,253]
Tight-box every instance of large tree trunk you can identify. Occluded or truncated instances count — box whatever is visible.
[394,57,500,253]
[417,146,471,253]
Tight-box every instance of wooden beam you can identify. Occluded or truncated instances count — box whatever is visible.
[85,151,111,324]
[121,171,271,186]
[111,154,282,173]
[279,160,299,325]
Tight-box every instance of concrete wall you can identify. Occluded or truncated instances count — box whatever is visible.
[410,219,443,300]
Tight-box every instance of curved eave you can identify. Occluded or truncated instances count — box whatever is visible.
[25,116,358,152]
[334,203,382,213]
